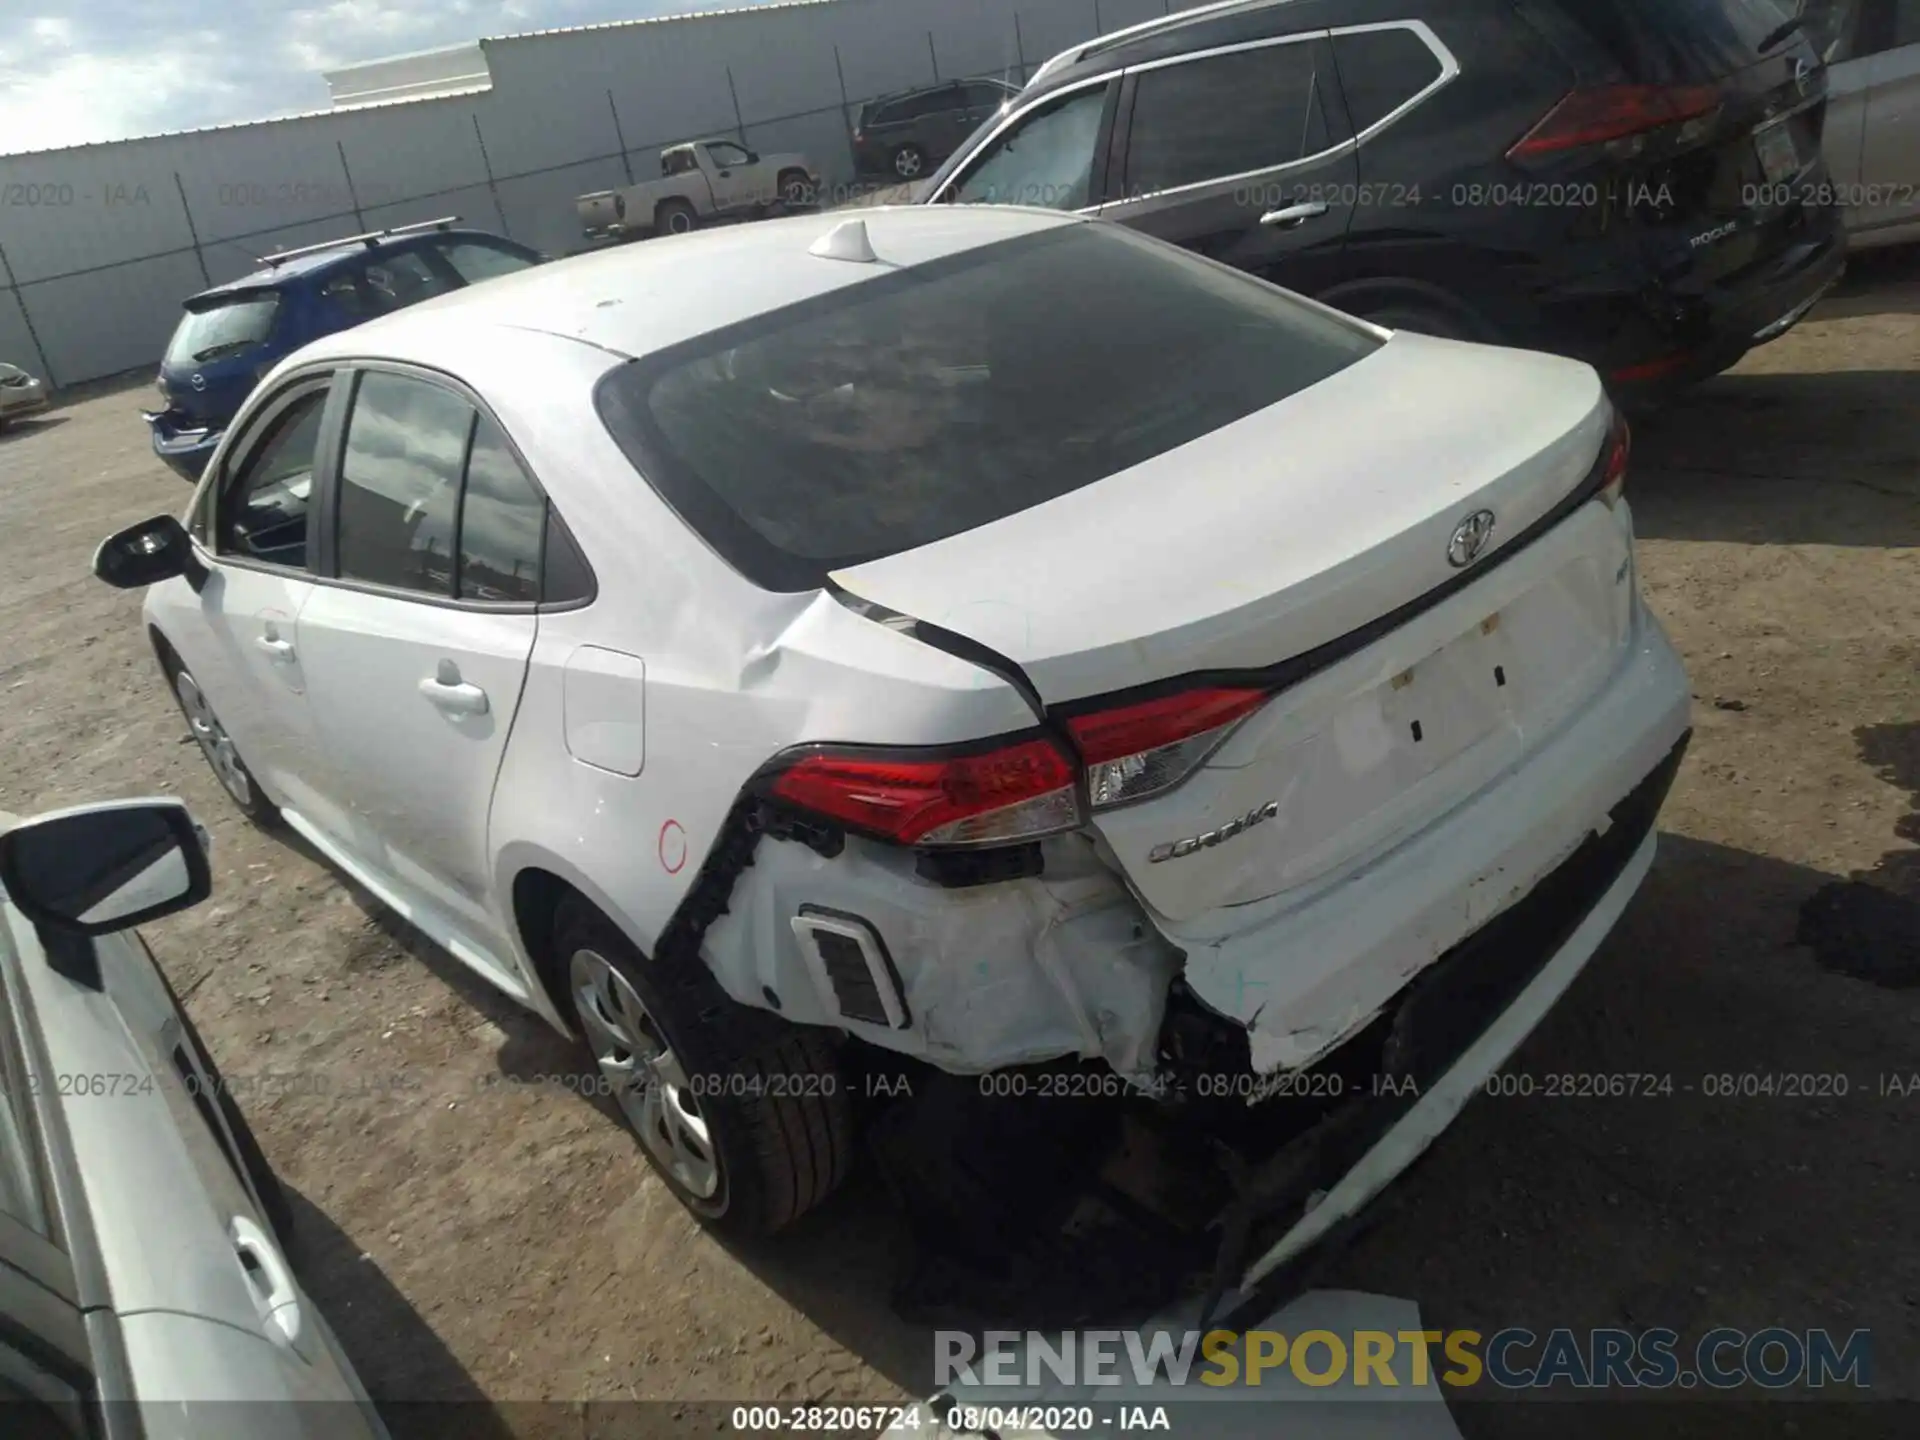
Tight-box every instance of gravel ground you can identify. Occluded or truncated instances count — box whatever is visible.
[1,250,1917,1438]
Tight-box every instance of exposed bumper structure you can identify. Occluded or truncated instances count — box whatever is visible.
[1238,728,1685,1289]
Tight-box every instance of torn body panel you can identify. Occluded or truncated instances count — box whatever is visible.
[699,829,1181,1080]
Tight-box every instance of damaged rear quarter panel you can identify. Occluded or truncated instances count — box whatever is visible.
[699,832,1182,1079]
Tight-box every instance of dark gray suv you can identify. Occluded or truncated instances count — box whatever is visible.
[852,77,1020,181]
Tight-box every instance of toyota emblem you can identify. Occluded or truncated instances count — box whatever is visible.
[1447,510,1497,568]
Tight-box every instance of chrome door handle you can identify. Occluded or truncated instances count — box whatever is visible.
[419,660,489,717]
[1260,201,1330,229]
[254,636,295,663]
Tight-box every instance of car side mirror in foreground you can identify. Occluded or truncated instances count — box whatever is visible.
[0,799,211,936]
[93,514,194,590]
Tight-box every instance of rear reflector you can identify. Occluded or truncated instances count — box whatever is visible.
[767,737,1080,848]
[1509,84,1721,159]
[791,907,909,1028]
[1609,349,1698,384]
[1067,687,1270,811]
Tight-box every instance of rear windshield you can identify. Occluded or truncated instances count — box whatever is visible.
[165,294,279,367]
[595,223,1378,591]
[1561,0,1806,81]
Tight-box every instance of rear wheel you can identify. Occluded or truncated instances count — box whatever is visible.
[891,144,928,180]
[656,199,698,236]
[555,897,853,1238]
[162,652,279,827]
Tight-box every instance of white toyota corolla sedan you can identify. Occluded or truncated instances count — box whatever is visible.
[96,205,1691,1275]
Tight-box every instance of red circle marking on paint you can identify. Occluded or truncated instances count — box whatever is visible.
[658,820,688,875]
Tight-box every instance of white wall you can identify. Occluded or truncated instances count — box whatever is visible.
[0,0,1208,387]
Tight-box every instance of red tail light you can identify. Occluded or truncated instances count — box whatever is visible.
[1068,687,1270,811]
[768,737,1080,848]
[1600,411,1631,508]
[1509,84,1721,160]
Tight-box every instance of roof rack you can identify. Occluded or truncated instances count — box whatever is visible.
[1026,0,1276,88]
[258,215,464,267]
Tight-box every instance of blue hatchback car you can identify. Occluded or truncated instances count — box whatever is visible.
[145,217,543,481]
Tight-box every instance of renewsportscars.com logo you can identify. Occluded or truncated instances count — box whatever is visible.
[936,1326,1873,1392]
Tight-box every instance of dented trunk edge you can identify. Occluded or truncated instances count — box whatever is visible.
[1175,602,1691,1074]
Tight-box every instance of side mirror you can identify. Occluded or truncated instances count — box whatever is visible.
[747,152,761,165]
[93,514,194,590]
[0,799,212,937]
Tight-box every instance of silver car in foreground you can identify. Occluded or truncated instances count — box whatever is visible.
[0,799,383,1439]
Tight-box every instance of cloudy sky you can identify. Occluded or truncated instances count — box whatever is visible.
[0,2,763,154]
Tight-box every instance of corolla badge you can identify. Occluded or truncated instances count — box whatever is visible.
[1447,510,1497,569]
[190,373,206,391]
[1148,800,1281,864]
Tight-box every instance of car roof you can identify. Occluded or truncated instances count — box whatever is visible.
[289,205,1083,368]
[184,228,509,304]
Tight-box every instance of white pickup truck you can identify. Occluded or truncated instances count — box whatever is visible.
[577,139,821,243]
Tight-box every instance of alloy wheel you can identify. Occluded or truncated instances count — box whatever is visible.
[569,947,720,1200]
[175,670,253,806]
[894,148,924,178]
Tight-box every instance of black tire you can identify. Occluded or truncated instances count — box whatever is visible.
[891,144,928,181]
[553,896,853,1238]
[158,646,281,827]
[655,199,699,236]
[778,169,817,209]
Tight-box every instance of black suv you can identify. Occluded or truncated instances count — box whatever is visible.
[854,77,1021,181]
[924,0,1847,400]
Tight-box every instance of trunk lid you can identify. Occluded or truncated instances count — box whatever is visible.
[832,334,1631,921]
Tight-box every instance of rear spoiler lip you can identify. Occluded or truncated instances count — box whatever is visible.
[182,287,281,314]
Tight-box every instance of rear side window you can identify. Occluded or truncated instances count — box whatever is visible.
[888,87,957,122]
[359,251,455,316]
[164,295,278,367]
[317,271,371,321]
[1333,26,1446,134]
[336,371,468,595]
[961,82,1015,110]
[333,372,579,605]
[459,418,545,603]
[1122,40,1329,197]
[595,223,1378,592]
